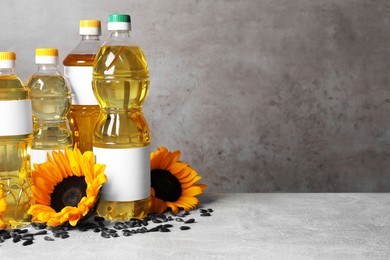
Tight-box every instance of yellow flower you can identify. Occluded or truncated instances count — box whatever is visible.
[28,147,107,227]
[150,147,207,214]
[0,189,7,229]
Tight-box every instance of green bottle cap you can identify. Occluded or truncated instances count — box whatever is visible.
[107,14,131,31]
[108,14,131,23]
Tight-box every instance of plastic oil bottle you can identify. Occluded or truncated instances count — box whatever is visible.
[64,20,102,153]
[93,14,151,220]
[27,48,73,165]
[0,52,34,228]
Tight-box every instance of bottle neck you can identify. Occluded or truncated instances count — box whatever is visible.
[81,35,100,41]
[37,64,58,73]
[110,30,131,39]
[0,68,15,76]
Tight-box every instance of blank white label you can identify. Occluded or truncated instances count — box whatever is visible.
[64,66,98,105]
[0,100,33,136]
[93,146,150,201]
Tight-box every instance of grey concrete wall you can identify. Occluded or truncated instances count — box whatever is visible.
[0,0,389,192]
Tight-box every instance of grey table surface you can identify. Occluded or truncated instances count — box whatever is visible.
[1,193,390,259]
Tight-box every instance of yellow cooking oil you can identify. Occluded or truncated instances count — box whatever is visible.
[0,52,34,228]
[93,43,151,220]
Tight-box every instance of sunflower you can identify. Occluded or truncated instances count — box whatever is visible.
[0,189,7,229]
[28,147,107,227]
[150,147,207,214]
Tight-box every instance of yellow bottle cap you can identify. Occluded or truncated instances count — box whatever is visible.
[35,48,59,64]
[79,20,101,36]
[36,48,58,57]
[0,52,16,68]
[0,52,16,61]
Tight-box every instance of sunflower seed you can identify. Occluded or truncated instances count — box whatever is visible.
[114,222,127,230]
[111,232,120,238]
[34,230,48,236]
[122,230,132,237]
[78,226,89,232]
[175,217,184,222]
[200,209,207,213]
[61,234,70,239]
[94,216,105,222]
[22,233,35,238]
[101,231,111,238]
[0,237,4,243]
[184,218,195,224]
[1,232,11,240]
[93,228,101,233]
[32,222,47,230]
[167,216,174,221]
[207,208,213,213]
[152,218,162,223]
[147,226,160,232]
[13,235,22,243]
[180,226,191,230]
[163,224,173,228]
[160,227,171,233]
[200,213,211,217]
[44,236,55,241]
[22,239,33,246]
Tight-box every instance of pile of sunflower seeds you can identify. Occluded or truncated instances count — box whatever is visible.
[0,208,213,246]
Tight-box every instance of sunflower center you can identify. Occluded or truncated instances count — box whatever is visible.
[151,169,182,202]
[50,176,87,213]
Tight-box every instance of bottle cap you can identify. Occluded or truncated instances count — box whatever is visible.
[79,20,101,36]
[0,52,16,68]
[35,48,59,64]
[107,14,131,31]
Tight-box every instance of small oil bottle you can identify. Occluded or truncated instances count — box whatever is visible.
[93,14,151,220]
[0,52,34,228]
[64,20,102,153]
[27,48,73,165]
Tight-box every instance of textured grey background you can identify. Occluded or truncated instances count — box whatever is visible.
[0,0,389,192]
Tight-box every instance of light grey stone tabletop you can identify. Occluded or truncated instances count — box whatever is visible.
[1,193,390,259]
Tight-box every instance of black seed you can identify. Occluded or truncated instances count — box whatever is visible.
[101,232,111,238]
[175,218,184,222]
[12,228,22,233]
[207,208,213,213]
[13,235,22,243]
[98,221,105,228]
[78,226,89,232]
[163,224,173,228]
[32,222,47,230]
[108,229,117,234]
[167,216,174,221]
[141,219,149,226]
[152,218,162,223]
[22,237,34,241]
[200,209,207,213]
[61,234,70,239]
[94,216,105,222]
[114,222,127,230]
[160,227,171,232]
[0,237,4,243]
[122,230,132,237]
[184,218,195,224]
[200,213,211,217]
[44,236,55,241]
[22,239,33,246]
[22,233,35,238]
[93,228,101,233]
[180,226,191,230]
[19,229,28,234]
[2,232,11,239]
[34,230,48,236]
[147,227,160,232]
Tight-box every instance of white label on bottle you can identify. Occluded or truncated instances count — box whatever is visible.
[31,149,65,167]
[64,66,98,105]
[93,146,150,201]
[0,100,33,136]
